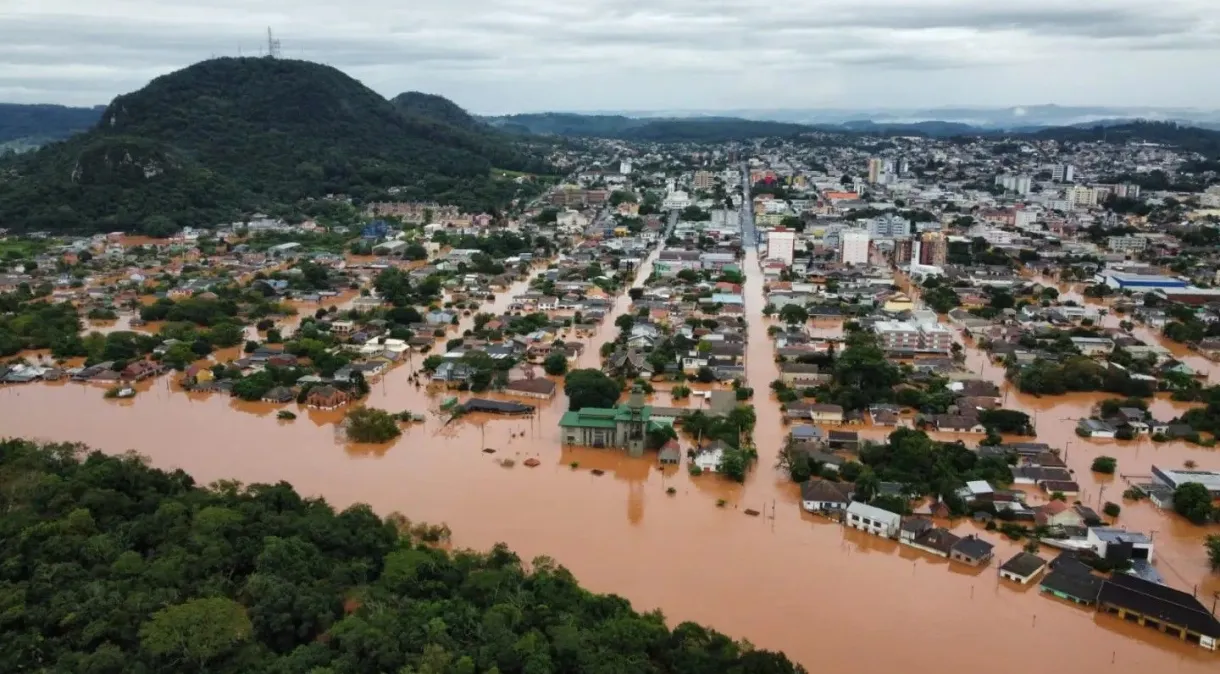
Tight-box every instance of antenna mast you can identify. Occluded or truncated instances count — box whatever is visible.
[266,28,282,59]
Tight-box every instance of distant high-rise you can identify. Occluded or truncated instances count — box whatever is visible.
[994,174,1031,196]
[866,213,911,240]
[693,170,713,189]
[840,230,870,265]
[620,160,633,175]
[919,231,947,266]
[866,158,883,184]
[1051,164,1075,183]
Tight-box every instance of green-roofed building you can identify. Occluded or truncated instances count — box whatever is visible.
[559,385,656,457]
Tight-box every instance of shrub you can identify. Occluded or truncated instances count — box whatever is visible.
[1103,502,1121,518]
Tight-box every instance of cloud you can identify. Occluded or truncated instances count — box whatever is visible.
[2,0,1217,110]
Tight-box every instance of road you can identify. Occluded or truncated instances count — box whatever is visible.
[738,161,757,250]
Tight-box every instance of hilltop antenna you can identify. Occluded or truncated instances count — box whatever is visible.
[266,28,282,59]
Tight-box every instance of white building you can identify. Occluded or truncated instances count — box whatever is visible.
[1014,209,1039,231]
[995,174,1031,196]
[619,160,632,175]
[840,230,870,265]
[1051,164,1075,182]
[874,318,955,354]
[1108,236,1147,253]
[663,190,692,211]
[867,213,911,240]
[844,502,901,538]
[766,228,797,267]
[1086,527,1154,562]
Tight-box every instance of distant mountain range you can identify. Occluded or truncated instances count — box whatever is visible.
[553,105,1220,132]
[482,110,1220,153]
[0,103,104,149]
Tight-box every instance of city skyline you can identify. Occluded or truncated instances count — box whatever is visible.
[3,0,1218,112]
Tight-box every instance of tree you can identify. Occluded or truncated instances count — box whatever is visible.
[543,352,568,376]
[1091,456,1117,474]
[1173,482,1215,524]
[1207,535,1220,572]
[563,369,621,410]
[344,407,402,443]
[140,597,252,669]
[1103,502,1121,518]
[778,304,808,325]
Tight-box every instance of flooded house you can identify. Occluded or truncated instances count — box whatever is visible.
[557,388,657,457]
[1097,574,1220,651]
[799,480,853,514]
[999,552,1048,584]
[503,378,557,399]
[303,385,350,410]
[949,535,995,566]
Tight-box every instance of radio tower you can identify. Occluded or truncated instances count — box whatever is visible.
[266,28,282,59]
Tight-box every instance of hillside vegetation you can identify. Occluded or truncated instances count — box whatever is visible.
[0,58,546,234]
[0,439,804,674]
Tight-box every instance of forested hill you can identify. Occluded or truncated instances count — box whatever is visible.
[1021,121,1220,156]
[0,439,805,673]
[0,103,103,143]
[0,58,546,235]
[393,91,482,130]
[391,91,553,176]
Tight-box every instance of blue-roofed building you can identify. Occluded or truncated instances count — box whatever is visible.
[1100,271,1188,291]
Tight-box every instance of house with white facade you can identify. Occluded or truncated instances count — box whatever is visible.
[844,502,901,538]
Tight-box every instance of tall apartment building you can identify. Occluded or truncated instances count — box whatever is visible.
[1094,183,1141,200]
[867,213,912,239]
[874,319,954,355]
[866,158,895,184]
[840,230,870,265]
[994,174,1032,196]
[1069,185,1097,209]
[620,160,633,175]
[1051,164,1075,182]
[894,238,914,265]
[767,228,797,267]
[693,171,714,190]
[918,231,947,266]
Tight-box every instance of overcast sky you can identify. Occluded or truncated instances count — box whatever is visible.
[3,0,1218,112]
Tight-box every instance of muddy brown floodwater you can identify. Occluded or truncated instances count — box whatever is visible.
[3,250,1219,672]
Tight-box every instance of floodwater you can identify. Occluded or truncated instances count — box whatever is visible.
[3,250,1219,672]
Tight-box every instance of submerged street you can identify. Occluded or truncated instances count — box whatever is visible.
[2,222,1218,672]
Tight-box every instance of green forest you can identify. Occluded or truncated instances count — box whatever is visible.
[0,439,804,674]
[0,58,550,235]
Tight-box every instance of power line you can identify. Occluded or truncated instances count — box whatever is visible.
[266,27,282,59]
